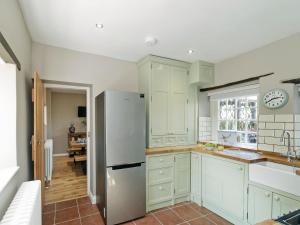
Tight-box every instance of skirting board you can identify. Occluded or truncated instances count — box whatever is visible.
[89,191,96,204]
[53,153,69,157]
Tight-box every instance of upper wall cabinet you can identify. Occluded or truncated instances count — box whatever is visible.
[138,55,194,147]
[189,61,214,86]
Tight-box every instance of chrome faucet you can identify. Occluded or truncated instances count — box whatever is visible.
[280,130,296,162]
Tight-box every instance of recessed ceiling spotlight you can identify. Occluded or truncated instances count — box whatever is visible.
[96,23,104,29]
[188,49,194,55]
[145,36,158,47]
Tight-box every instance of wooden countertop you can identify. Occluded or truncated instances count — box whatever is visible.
[255,220,280,225]
[146,144,300,167]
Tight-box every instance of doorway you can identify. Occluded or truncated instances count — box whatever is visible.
[43,83,91,204]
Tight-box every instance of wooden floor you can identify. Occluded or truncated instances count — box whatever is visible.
[45,155,87,205]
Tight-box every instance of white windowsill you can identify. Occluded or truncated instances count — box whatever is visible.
[0,166,19,194]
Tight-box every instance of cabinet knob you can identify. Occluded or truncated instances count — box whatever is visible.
[274,196,280,201]
[239,167,243,171]
[159,186,163,190]
[265,192,270,197]
[159,170,163,174]
[159,159,164,162]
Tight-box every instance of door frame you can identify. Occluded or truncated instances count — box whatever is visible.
[44,82,92,199]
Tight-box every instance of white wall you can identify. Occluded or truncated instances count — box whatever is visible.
[215,33,300,114]
[32,42,138,198]
[0,0,32,219]
[51,92,86,155]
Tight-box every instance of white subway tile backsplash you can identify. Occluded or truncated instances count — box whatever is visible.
[295,131,300,139]
[284,123,294,130]
[294,123,300,131]
[259,114,274,122]
[274,145,289,154]
[258,122,265,129]
[258,129,274,137]
[258,136,265,144]
[295,114,300,123]
[265,137,282,145]
[265,122,284,130]
[258,144,274,152]
[275,114,294,122]
[294,139,300,147]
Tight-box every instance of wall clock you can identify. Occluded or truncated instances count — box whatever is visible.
[263,89,289,109]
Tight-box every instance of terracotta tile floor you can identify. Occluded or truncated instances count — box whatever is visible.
[43,198,232,225]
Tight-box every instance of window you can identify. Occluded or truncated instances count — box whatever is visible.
[218,95,258,144]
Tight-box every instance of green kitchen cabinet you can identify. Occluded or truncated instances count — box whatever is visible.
[174,153,190,203]
[138,55,196,147]
[202,155,247,224]
[189,60,214,86]
[248,185,272,224]
[272,193,300,220]
[191,152,201,205]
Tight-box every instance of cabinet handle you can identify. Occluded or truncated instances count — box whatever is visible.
[159,170,163,175]
[159,159,164,162]
[159,186,164,191]
[265,192,270,197]
[274,196,280,201]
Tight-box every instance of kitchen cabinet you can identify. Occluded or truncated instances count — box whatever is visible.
[146,152,190,212]
[138,55,196,147]
[202,155,247,224]
[174,153,190,203]
[272,193,300,219]
[248,185,272,224]
[189,61,214,86]
[191,152,201,205]
[248,184,300,224]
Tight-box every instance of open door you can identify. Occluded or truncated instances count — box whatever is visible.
[32,72,45,203]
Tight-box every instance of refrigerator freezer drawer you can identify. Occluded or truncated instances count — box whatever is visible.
[106,163,146,225]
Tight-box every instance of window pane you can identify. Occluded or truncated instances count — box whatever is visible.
[247,121,257,132]
[227,99,235,108]
[237,121,246,131]
[237,133,246,143]
[237,98,247,108]
[248,99,257,108]
[247,133,257,143]
[237,108,247,120]
[228,120,235,130]
[219,121,226,130]
[250,108,257,120]
[219,100,227,119]
[226,109,235,120]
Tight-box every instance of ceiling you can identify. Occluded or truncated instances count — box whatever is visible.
[19,0,300,63]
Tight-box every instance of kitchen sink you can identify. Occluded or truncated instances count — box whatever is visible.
[249,161,300,196]
[276,209,300,225]
[219,149,261,160]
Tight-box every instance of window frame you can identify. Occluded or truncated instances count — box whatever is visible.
[217,95,258,144]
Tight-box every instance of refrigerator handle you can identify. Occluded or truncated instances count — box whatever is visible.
[111,163,143,170]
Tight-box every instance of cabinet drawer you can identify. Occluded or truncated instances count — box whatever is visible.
[148,182,173,204]
[148,167,173,184]
[148,155,174,169]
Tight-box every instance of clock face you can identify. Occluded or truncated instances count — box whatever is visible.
[263,89,289,109]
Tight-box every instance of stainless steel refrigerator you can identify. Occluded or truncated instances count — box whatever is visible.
[95,90,146,225]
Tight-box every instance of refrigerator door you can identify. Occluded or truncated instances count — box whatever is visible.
[105,91,146,166]
[106,163,146,225]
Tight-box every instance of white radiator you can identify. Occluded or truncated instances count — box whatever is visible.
[44,139,53,181]
[0,181,41,225]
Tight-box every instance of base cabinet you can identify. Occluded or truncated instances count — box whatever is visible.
[191,152,201,205]
[248,184,300,224]
[146,153,190,212]
[202,155,247,224]
[248,185,272,224]
[272,193,300,220]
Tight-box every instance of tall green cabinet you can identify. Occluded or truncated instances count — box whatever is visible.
[138,55,197,147]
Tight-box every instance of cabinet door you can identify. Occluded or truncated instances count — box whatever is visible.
[248,185,272,224]
[174,153,190,197]
[272,194,300,219]
[202,156,245,220]
[169,66,188,134]
[151,63,170,135]
[191,153,201,205]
